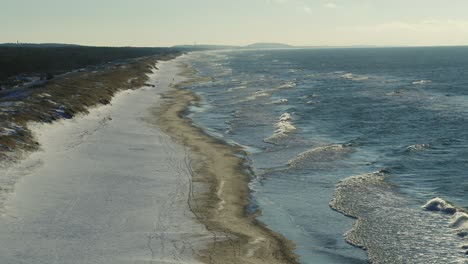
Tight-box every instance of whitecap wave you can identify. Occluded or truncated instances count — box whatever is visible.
[288,144,352,168]
[412,80,432,85]
[422,197,457,214]
[449,212,468,229]
[405,143,430,152]
[277,82,297,89]
[245,90,271,101]
[331,171,468,263]
[279,113,292,121]
[423,198,468,240]
[341,73,369,81]
[227,85,247,92]
[267,99,288,105]
[266,82,297,94]
[299,94,320,100]
[264,113,296,144]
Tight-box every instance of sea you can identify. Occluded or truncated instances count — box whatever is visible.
[181,48,468,264]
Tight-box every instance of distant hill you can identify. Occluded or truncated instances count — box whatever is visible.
[174,43,295,51]
[173,45,240,51]
[244,43,293,49]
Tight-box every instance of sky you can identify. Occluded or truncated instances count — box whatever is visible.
[2,0,468,47]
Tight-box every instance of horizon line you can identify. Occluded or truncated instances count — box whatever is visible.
[2,42,468,49]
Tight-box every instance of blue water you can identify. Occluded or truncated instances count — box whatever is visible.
[183,48,468,263]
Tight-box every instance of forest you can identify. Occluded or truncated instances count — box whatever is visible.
[0,45,182,86]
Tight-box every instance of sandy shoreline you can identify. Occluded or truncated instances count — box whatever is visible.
[157,62,299,264]
[0,54,299,264]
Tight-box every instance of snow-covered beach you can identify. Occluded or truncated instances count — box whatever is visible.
[0,57,212,264]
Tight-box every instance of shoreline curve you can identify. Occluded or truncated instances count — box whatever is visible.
[156,62,300,264]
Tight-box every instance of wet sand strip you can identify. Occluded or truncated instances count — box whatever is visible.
[156,63,299,264]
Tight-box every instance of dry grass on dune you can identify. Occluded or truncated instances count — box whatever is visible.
[0,54,179,165]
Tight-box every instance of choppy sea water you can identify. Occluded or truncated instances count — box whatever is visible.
[183,48,468,264]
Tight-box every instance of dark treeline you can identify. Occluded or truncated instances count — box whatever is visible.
[0,46,182,84]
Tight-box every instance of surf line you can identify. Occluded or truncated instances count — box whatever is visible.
[156,61,300,264]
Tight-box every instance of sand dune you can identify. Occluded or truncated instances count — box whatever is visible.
[0,57,212,264]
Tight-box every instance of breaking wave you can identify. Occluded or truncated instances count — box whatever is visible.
[331,171,468,263]
[423,197,468,239]
[263,82,297,94]
[288,144,353,168]
[422,197,457,214]
[264,113,296,144]
[267,99,288,105]
[227,85,247,91]
[277,82,296,89]
[405,143,431,153]
[245,90,271,101]
[341,73,369,81]
[412,80,432,85]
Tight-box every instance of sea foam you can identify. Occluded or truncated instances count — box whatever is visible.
[331,170,468,263]
[267,99,289,105]
[228,85,247,92]
[267,82,297,93]
[288,144,352,168]
[341,73,369,81]
[277,82,297,89]
[412,80,432,85]
[245,90,271,101]
[405,143,431,153]
[264,113,296,144]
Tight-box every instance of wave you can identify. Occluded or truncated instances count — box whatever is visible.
[299,94,319,99]
[331,170,468,263]
[288,144,353,168]
[227,85,247,91]
[264,113,296,144]
[423,197,468,239]
[330,170,389,218]
[449,212,468,229]
[405,143,431,153]
[237,82,297,104]
[412,80,432,85]
[299,94,320,105]
[245,90,271,101]
[386,89,405,96]
[422,197,457,214]
[267,99,288,105]
[341,73,369,81]
[264,82,297,94]
[277,82,297,89]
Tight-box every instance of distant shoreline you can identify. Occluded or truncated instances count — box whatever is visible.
[156,61,299,264]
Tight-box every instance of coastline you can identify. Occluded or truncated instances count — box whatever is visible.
[0,57,214,263]
[156,62,299,264]
[1,53,298,263]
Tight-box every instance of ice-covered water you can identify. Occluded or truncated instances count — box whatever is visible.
[183,48,468,263]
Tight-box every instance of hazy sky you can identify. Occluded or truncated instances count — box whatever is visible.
[2,0,468,47]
